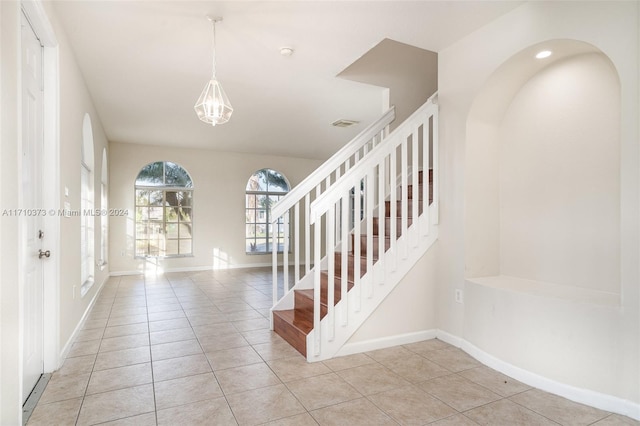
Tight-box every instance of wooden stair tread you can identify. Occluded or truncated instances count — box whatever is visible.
[273,168,436,357]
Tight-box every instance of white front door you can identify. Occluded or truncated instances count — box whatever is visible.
[21,11,46,403]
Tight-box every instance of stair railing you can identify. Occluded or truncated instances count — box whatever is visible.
[308,94,438,357]
[270,106,396,306]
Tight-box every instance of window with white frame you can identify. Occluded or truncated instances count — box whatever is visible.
[135,161,193,257]
[245,168,289,253]
[99,148,108,268]
[80,114,95,295]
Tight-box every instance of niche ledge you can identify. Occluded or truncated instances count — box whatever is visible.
[467,275,620,308]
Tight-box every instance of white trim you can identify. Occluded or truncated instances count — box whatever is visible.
[432,330,640,421]
[336,330,437,357]
[332,328,640,420]
[108,261,296,276]
[21,0,61,387]
[59,275,108,361]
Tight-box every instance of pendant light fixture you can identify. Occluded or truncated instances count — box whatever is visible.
[194,16,233,126]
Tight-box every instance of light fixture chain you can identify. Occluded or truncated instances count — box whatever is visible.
[211,19,217,78]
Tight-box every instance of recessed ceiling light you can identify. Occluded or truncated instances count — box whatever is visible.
[535,50,552,59]
[280,47,294,57]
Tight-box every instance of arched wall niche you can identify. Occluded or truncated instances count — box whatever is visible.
[464,39,621,295]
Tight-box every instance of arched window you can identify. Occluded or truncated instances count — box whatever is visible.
[245,168,289,253]
[81,114,95,295]
[135,161,193,257]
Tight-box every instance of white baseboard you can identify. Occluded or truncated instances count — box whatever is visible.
[334,328,639,421]
[336,330,437,357]
[109,262,302,277]
[432,330,639,421]
[58,275,109,364]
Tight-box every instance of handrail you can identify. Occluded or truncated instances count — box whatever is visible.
[270,106,395,221]
[310,97,437,221]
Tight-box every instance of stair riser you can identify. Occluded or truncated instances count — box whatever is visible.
[358,235,391,257]
[273,313,307,357]
[334,252,368,279]
[384,200,424,217]
[295,290,328,318]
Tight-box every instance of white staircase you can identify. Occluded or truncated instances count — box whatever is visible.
[270,93,439,361]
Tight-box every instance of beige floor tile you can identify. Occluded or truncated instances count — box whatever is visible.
[109,307,148,318]
[82,318,108,330]
[26,397,82,426]
[150,339,203,361]
[103,322,149,339]
[322,353,376,372]
[510,389,610,425]
[226,384,306,425]
[231,317,270,332]
[368,384,457,425]
[192,322,239,339]
[261,412,319,426]
[429,414,480,425]
[148,317,191,332]
[154,372,223,410]
[93,346,151,371]
[459,366,531,397]
[423,348,481,372]
[206,346,263,371]
[381,353,451,383]
[466,399,558,425]
[402,338,452,356]
[107,314,148,327]
[215,301,254,313]
[418,374,501,412]
[148,309,186,322]
[98,412,157,425]
[99,333,150,353]
[187,313,230,326]
[592,414,640,425]
[56,354,96,376]
[198,332,249,352]
[252,338,302,361]
[226,309,265,321]
[268,355,330,382]
[150,327,196,345]
[240,328,280,345]
[39,372,90,404]
[310,397,396,426]
[76,384,155,426]
[153,353,212,382]
[337,363,410,396]
[366,345,415,364]
[147,302,182,314]
[86,362,152,395]
[74,327,105,342]
[287,373,362,411]
[215,362,281,394]
[157,397,237,426]
[67,339,101,358]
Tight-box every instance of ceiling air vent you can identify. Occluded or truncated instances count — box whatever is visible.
[332,119,359,128]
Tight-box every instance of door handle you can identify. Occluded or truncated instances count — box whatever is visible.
[38,250,51,259]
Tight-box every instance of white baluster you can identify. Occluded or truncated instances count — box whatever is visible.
[305,193,310,274]
[353,181,361,312]
[366,169,374,298]
[341,192,349,326]
[433,111,439,225]
[412,127,419,247]
[294,202,300,285]
[390,148,397,271]
[423,119,430,236]
[283,210,289,291]
[327,207,335,341]
[313,214,321,356]
[377,161,385,285]
[401,135,409,259]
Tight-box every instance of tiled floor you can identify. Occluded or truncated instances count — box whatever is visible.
[27,268,638,426]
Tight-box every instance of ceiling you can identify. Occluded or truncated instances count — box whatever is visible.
[51,1,522,160]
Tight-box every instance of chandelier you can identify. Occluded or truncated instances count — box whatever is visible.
[194,16,233,126]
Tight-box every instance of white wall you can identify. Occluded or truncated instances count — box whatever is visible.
[439,0,639,410]
[109,142,322,273]
[499,52,620,292]
[1,2,110,423]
